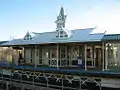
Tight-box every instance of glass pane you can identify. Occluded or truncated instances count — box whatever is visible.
[107,44,120,70]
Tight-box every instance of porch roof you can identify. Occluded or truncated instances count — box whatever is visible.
[102,34,120,41]
[0,41,8,45]
[1,28,104,46]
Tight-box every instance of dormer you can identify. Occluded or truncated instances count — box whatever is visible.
[56,28,71,38]
[23,31,32,40]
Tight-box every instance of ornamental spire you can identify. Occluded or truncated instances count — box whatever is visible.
[59,7,65,21]
[55,7,67,29]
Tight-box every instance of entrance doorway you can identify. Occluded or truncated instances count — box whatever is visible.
[86,45,102,69]
[95,47,102,69]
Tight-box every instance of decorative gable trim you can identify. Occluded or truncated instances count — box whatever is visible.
[23,32,32,40]
[56,28,71,39]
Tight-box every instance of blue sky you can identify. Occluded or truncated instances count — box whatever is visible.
[0,0,120,40]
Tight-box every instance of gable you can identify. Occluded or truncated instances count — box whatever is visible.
[23,32,32,40]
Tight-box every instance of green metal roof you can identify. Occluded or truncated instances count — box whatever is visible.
[0,41,8,45]
[102,34,120,41]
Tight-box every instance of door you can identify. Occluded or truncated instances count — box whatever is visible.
[42,49,49,65]
[50,46,57,67]
[59,46,67,66]
[95,48,102,69]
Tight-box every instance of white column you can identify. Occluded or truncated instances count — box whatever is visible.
[92,45,94,66]
[93,46,96,67]
[57,44,59,68]
[105,44,108,70]
[117,44,120,66]
[23,47,25,63]
[6,82,9,90]
[102,42,105,71]
[84,44,87,70]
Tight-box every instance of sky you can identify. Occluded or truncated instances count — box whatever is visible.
[0,0,120,40]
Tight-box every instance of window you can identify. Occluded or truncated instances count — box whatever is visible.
[60,31,64,34]
[87,49,91,58]
[23,32,32,40]
[51,48,57,58]
[56,30,68,38]
[60,35,63,37]
[64,35,68,37]
[86,46,94,67]
[107,44,120,69]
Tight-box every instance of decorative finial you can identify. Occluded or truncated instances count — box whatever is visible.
[55,7,72,39]
[55,6,67,29]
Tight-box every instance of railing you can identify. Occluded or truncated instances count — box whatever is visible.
[0,68,117,90]
[0,69,81,90]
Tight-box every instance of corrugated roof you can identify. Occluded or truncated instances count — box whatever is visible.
[1,28,104,46]
[102,34,120,41]
[88,33,105,42]
[0,41,8,45]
